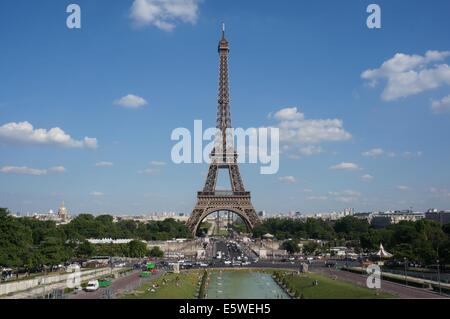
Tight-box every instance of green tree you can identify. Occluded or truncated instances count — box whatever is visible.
[0,208,33,268]
[149,246,164,258]
[303,241,320,255]
[127,240,148,258]
[76,241,96,258]
[281,240,301,255]
[334,216,369,240]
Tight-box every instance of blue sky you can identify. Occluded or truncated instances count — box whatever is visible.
[1,0,450,215]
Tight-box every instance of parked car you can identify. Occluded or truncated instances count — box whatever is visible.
[85,280,99,292]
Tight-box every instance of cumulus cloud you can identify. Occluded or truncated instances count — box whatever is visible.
[114,94,148,108]
[361,174,374,181]
[270,107,352,149]
[130,0,200,31]
[397,185,411,191]
[362,50,450,101]
[270,107,305,121]
[278,176,297,184]
[329,162,360,171]
[0,121,97,149]
[95,161,114,168]
[431,95,450,113]
[0,165,66,176]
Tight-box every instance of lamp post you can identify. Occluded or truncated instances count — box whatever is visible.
[272,239,275,264]
[437,259,442,295]
[403,257,408,286]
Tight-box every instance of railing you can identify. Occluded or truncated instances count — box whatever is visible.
[198,191,251,197]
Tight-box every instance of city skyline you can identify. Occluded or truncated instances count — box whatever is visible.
[2,0,450,215]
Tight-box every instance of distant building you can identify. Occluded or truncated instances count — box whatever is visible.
[31,201,71,224]
[57,201,69,222]
[353,212,375,223]
[87,238,134,245]
[371,211,425,228]
[425,209,450,225]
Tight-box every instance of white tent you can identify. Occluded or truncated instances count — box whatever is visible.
[375,243,393,258]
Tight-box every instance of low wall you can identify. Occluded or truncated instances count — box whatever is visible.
[0,268,114,297]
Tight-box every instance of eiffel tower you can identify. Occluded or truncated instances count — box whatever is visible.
[186,25,261,236]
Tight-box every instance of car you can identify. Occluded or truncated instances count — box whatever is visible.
[85,280,99,292]
[224,260,232,265]
[199,263,209,268]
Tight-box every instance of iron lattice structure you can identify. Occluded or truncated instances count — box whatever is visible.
[186,26,261,236]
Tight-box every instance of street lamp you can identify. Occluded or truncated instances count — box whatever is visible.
[403,257,408,286]
[437,259,442,295]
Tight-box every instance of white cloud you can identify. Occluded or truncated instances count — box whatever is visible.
[329,162,360,171]
[114,94,148,108]
[431,95,450,113]
[272,107,305,121]
[139,161,166,175]
[307,196,328,201]
[397,185,410,191]
[48,166,67,173]
[362,50,450,101]
[270,107,352,145]
[362,148,385,157]
[361,174,374,181]
[0,165,66,176]
[130,0,200,31]
[0,121,97,149]
[298,145,323,156]
[95,161,114,168]
[278,176,297,184]
[150,161,166,166]
[90,191,104,197]
[429,187,450,198]
[139,168,160,175]
[402,151,423,159]
[329,190,361,203]
[362,148,422,159]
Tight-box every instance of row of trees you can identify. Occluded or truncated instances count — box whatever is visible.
[64,214,190,241]
[0,208,187,269]
[254,216,450,266]
[76,240,164,259]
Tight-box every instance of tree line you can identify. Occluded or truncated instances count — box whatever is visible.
[253,216,450,266]
[0,208,188,270]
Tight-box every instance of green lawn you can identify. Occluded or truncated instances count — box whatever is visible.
[122,271,203,299]
[280,272,393,299]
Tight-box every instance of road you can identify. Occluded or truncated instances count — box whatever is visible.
[313,266,447,299]
[69,270,164,299]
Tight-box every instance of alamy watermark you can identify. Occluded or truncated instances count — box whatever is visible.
[366,264,382,289]
[171,120,280,175]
